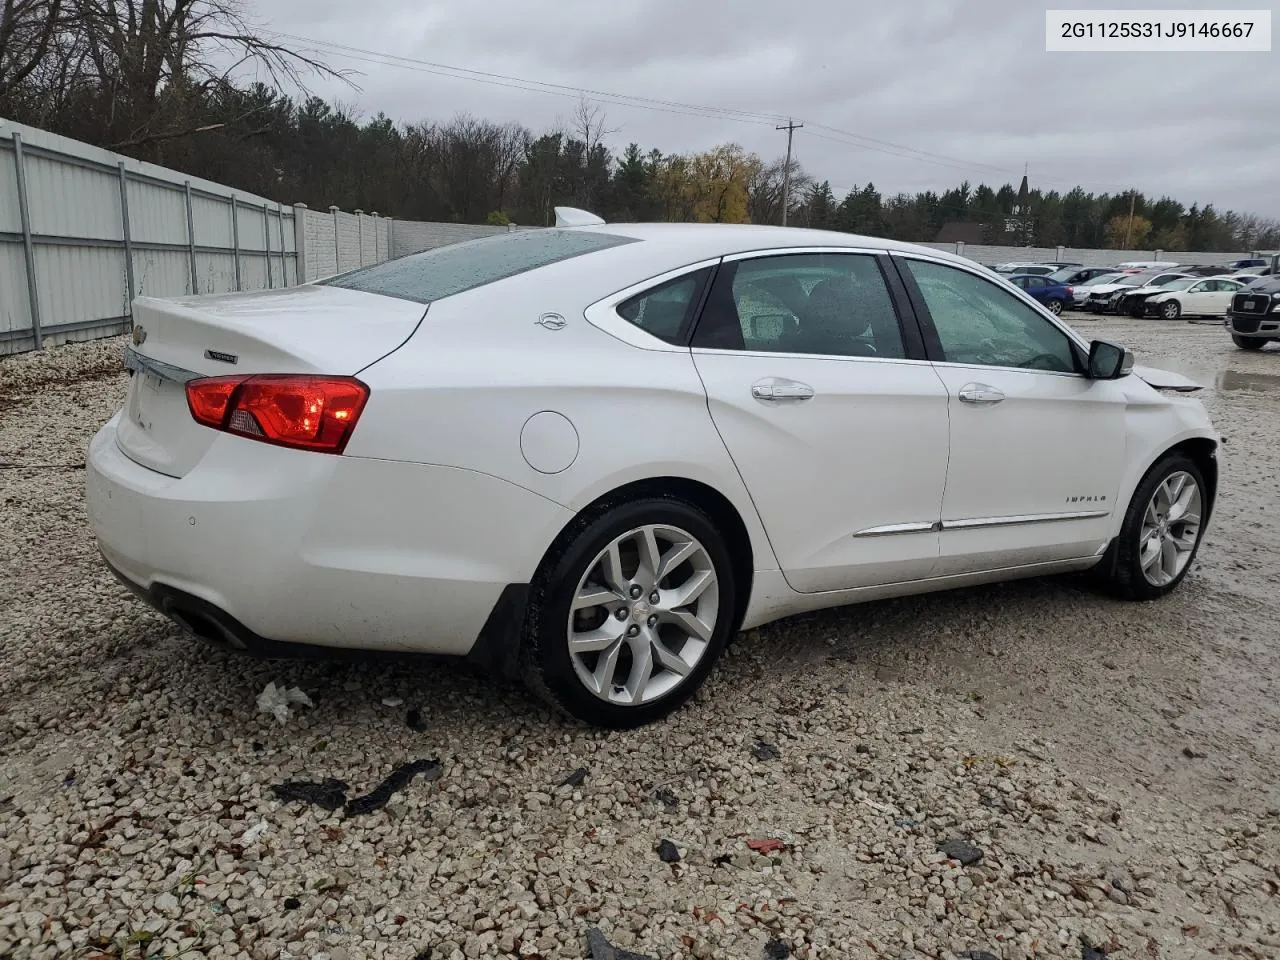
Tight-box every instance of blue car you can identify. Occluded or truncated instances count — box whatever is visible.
[1006,273,1074,315]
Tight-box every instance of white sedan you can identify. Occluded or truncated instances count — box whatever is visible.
[86,214,1220,727]
[1144,277,1248,319]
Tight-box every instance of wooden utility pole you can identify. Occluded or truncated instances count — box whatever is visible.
[1123,190,1136,249]
[777,119,803,226]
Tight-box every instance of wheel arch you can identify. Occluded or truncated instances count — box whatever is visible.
[1114,434,1219,535]
[539,476,757,637]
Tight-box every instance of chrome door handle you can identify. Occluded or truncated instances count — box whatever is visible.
[752,378,815,401]
[958,383,1005,404]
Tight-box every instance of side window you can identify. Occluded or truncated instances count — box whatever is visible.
[903,258,1080,374]
[616,268,710,344]
[691,253,906,359]
[1188,280,1208,293]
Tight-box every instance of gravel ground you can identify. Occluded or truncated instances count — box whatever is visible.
[1,316,1278,960]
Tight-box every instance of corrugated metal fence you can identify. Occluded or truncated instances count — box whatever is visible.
[1,119,303,355]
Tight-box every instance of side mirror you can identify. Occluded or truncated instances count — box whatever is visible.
[1088,339,1134,379]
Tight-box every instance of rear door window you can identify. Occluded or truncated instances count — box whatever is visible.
[320,229,637,304]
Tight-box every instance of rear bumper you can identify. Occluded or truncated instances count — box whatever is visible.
[86,413,570,656]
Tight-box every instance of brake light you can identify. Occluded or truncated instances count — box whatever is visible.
[185,375,369,454]
[1065,286,1073,295]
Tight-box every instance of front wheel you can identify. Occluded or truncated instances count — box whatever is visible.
[1231,333,1265,350]
[1162,300,1182,320]
[1095,453,1207,601]
[521,497,736,728]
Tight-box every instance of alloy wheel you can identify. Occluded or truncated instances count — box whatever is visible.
[1138,471,1202,587]
[566,524,719,705]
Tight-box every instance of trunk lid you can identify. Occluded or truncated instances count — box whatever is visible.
[116,285,424,477]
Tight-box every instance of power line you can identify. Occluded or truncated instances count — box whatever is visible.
[273,31,1029,180]
[270,32,1183,198]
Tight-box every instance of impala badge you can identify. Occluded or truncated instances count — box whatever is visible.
[204,349,238,364]
[535,313,567,330]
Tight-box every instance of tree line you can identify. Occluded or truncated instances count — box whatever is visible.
[2,0,1275,251]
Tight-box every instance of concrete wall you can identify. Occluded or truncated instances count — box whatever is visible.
[1,119,299,355]
[389,220,533,259]
[296,206,393,281]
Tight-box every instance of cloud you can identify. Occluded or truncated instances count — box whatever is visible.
[252,0,1280,217]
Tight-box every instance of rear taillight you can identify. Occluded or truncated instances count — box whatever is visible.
[185,375,369,454]
[1065,286,1073,295]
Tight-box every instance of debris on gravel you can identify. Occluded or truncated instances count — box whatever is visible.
[938,837,985,866]
[271,776,350,811]
[586,926,656,959]
[3,322,1280,959]
[751,738,781,760]
[655,838,680,863]
[343,758,443,815]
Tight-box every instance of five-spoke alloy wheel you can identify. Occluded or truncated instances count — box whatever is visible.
[522,497,737,727]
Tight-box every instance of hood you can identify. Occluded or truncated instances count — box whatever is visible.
[1147,291,1178,302]
[1088,283,1131,295]
[1131,365,1203,392]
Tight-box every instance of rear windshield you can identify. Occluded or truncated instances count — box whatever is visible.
[319,229,637,304]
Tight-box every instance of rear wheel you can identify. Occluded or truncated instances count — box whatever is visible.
[1162,300,1182,320]
[1096,453,1206,601]
[1231,334,1265,350]
[1047,298,1064,315]
[521,498,736,728]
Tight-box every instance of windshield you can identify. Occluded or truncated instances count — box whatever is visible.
[1160,277,1198,291]
[1047,268,1077,282]
[319,229,637,304]
[1083,273,1123,286]
[1116,276,1145,287]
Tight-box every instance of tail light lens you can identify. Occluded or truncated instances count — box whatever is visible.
[1065,286,1073,295]
[186,375,369,454]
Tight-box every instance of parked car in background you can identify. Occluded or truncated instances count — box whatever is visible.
[1173,264,1233,277]
[1086,271,1188,313]
[1113,275,1194,317]
[993,261,1057,275]
[1116,260,1180,271]
[1227,276,1280,349]
[1048,266,1118,286]
[1006,273,1074,314]
[1144,277,1248,320]
[1071,272,1128,308]
[1226,258,1267,270]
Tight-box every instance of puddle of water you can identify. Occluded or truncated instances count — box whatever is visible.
[1218,370,1280,394]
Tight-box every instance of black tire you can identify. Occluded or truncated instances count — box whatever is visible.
[1161,300,1182,320]
[1095,453,1207,601]
[1231,334,1265,350]
[1047,298,1064,315]
[520,496,737,728]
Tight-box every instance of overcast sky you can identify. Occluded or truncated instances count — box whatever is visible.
[251,0,1279,217]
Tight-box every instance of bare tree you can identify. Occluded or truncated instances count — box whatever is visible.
[0,0,62,99]
[570,94,617,156]
[5,0,350,150]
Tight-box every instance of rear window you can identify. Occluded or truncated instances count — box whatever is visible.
[319,229,637,304]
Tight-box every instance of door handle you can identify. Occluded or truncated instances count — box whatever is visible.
[752,378,815,401]
[958,383,1005,404]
